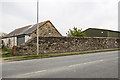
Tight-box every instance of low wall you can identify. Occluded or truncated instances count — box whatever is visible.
[16,37,120,56]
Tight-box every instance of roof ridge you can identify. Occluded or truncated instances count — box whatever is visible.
[15,25,32,30]
[15,20,50,30]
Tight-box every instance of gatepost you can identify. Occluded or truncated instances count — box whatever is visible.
[13,46,16,56]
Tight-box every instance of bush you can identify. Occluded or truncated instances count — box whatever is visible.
[66,27,86,37]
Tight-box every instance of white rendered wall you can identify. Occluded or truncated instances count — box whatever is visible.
[2,37,17,48]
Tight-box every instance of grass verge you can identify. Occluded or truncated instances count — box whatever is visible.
[4,48,120,61]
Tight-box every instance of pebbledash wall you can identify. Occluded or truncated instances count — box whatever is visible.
[15,37,120,56]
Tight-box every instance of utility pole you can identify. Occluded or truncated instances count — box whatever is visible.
[37,0,39,55]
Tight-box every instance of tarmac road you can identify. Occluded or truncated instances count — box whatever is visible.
[2,51,119,78]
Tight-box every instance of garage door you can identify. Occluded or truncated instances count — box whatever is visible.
[17,35,25,45]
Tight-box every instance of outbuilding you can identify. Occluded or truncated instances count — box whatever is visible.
[84,28,120,38]
[2,20,62,48]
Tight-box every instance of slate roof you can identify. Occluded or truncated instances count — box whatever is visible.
[2,21,49,38]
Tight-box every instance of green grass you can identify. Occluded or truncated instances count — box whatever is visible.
[0,53,14,58]
[4,54,49,60]
[0,48,13,58]
[4,48,120,61]
[2,48,13,52]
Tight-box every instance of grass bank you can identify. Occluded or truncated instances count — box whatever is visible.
[4,48,120,61]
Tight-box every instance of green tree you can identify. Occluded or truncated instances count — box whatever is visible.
[66,27,86,37]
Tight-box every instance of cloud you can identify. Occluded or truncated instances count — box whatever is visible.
[39,0,119,35]
[0,0,119,35]
[0,0,37,33]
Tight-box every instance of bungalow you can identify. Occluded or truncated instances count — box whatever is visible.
[1,20,62,48]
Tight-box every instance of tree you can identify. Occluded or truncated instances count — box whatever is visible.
[66,27,86,37]
[0,32,7,38]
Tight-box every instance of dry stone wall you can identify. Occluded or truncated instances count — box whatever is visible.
[16,37,120,56]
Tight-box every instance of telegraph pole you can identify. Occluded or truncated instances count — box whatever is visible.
[37,0,39,55]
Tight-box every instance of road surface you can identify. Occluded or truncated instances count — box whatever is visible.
[2,51,119,78]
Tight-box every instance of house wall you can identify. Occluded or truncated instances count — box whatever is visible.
[2,37,17,48]
[2,35,31,48]
[16,37,120,56]
[31,22,62,37]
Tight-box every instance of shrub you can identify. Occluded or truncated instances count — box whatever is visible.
[66,27,86,37]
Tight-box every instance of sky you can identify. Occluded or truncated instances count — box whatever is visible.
[0,0,119,36]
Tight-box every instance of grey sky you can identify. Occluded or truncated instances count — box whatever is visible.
[0,0,119,36]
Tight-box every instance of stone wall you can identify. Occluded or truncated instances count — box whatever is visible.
[16,37,120,56]
[31,22,62,37]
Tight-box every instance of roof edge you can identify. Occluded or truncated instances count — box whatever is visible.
[84,28,120,33]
